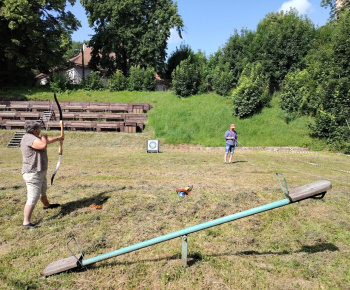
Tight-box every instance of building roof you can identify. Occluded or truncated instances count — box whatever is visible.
[69,46,93,67]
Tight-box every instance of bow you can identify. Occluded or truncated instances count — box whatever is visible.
[51,91,64,185]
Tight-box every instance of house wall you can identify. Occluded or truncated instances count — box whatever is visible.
[65,67,92,84]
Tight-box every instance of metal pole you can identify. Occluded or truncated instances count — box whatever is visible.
[82,198,290,266]
[81,43,85,81]
[181,235,188,267]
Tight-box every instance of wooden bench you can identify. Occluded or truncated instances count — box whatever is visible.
[62,113,78,121]
[29,101,51,112]
[109,103,129,113]
[96,122,124,132]
[18,112,41,121]
[86,102,110,112]
[46,121,70,131]
[9,101,30,111]
[69,121,96,131]
[77,113,103,121]
[102,113,125,122]
[287,180,332,202]
[124,114,148,122]
[61,102,87,112]
[0,111,18,121]
[3,120,26,130]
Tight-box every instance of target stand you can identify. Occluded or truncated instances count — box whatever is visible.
[146,139,159,153]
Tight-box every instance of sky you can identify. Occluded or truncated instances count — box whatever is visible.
[67,0,330,58]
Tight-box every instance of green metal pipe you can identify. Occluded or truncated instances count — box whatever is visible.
[82,198,290,266]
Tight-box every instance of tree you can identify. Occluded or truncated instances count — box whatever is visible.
[64,41,89,60]
[232,62,270,118]
[165,43,194,79]
[221,28,255,86]
[321,0,350,19]
[83,0,184,76]
[279,12,350,152]
[172,56,202,97]
[250,10,316,89]
[0,0,81,86]
[211,63,235,97]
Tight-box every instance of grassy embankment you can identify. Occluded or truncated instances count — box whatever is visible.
[0,87,327,149]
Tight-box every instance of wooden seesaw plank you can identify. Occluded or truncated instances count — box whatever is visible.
[288,180,332,202]
[42,254,82,276]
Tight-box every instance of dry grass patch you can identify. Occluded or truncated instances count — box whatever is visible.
[0,131,349,289]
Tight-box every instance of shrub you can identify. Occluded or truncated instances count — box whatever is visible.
[109,71,127,91]
[309,110,349,152]
[128,66,156,91]
[172,56,201,97]
[232,62,270,118]
[211,63,235,97]
[83,71,104,90]
[50,73,72,92]
[166,43,194,79]
[279,69,316,122]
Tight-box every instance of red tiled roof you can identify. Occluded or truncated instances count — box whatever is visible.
[69,46,93,66]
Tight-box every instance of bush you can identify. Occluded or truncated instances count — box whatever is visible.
[166,44,194,79]
[211,63,235,97]
[309,110,349,152]
[280,69,316,122]
[109,71,127,91]
[83,71,104,90]
[50,73,73,92]
[232,62,270,118]
[172,56,201,97]
[128,66,156,91]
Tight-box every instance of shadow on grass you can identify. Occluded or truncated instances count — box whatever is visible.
[237,243,339,255]
[85,242,339,270]
[231,160,248,164]
[48,189,118,220]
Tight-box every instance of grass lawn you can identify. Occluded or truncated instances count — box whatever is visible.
[0,130,349,289]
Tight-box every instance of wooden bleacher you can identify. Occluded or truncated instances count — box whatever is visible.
[0,101,151,133]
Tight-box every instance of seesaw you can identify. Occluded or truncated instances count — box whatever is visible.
[43,173,332,276]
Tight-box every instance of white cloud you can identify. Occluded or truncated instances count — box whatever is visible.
[279,0,312,14]
[167,28,183,44]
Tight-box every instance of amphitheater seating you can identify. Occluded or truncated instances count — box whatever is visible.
[0,101,151,133]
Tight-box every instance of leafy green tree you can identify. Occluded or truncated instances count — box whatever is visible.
[0,0,81,86]
[221,28,255,86]
[165,43,194,79]
[128,66,156,91]
[109,71,127,91]
[172,56,202,97]
[193,50,209,94]
[211,63,235,97]
[279,69,315,122]
[64,41,89,60]
[232,62,270,118]
[83,71,104,90]
[83,0,184,76]
[250,10,316,89]
[321,0,350,19]
[50,72,73,92]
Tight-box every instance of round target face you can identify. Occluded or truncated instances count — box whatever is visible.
[147,140,159,153]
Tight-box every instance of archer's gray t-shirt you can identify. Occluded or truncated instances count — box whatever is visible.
[21,133,48,173]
